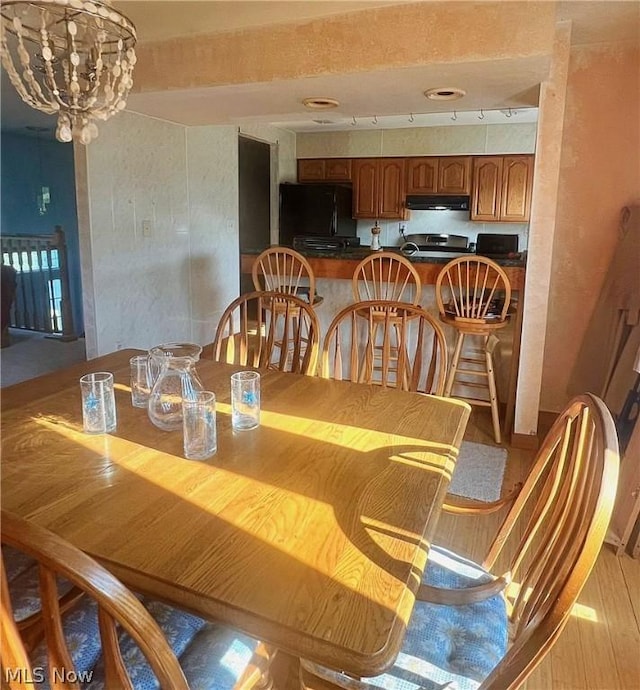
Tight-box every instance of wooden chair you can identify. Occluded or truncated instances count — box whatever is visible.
[251,246,322,307]
[301,393,620,690]
[351,252,423,385]
[213,291,319,375]
[1,511,275,690]
[435,256,512,443]
[321,300,448,395]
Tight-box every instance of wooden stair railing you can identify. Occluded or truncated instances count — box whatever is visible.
[1,226,77,340]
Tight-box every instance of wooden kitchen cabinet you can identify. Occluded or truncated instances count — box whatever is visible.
[298,158,352,182]
[406,158,438,193]
[471,154,534,222]
[406,156,470,195]
[471,156,503,220]
[500,155,534,222]
[353,157,405,219]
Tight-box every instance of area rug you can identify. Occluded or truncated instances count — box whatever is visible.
[449,441,508,502]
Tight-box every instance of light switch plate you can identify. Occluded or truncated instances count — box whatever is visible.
[142,220,152,237]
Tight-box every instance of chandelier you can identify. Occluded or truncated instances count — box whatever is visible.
[1,0,137,144]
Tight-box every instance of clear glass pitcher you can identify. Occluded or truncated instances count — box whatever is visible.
[147,343,204,431]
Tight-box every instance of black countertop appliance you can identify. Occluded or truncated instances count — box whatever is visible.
[279,183,357,248]
[475,233,519,258]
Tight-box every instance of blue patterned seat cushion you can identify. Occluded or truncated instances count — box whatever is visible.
[3,546,74,622]
[303,545,508,690]
[28,595,261,690]
[2,545,36,582]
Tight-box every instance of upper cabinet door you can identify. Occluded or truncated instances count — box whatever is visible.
[353,159,379,219]
[298,158,352,182]
[500,155,534,222]
[439,157,471,195]
[406,158,438,194]
[378,158,406,218]
[325,159,352,182]
[298,159,326,182]
[471,157,503,221]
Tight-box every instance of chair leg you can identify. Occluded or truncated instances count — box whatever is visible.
[300,665,345,690]
[445,332,465,397]
[361,321,378,384]
[394,322,412,390]
[485,337,501,444]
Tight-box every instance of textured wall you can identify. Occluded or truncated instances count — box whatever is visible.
[297,123,537,158]
[77,112,190,357]
[186,125,239,346]
[133,2,555,91]
[514,22,572,433]
[77,113,296,357]
[540,41,640,411]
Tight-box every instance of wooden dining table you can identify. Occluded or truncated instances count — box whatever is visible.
[1,349,470,678]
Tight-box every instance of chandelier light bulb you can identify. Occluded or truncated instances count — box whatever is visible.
[0,0,137,144]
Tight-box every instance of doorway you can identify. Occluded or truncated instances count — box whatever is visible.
[238,135,271,294]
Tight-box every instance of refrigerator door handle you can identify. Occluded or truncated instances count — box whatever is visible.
[331,193,338,235]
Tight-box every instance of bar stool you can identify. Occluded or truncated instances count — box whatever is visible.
[352,252,422,386]
[251,246,322,307]
[435,256,512,443]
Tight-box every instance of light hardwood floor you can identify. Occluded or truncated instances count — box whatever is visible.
[272,408,640,690]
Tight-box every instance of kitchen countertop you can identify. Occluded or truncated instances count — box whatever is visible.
[241,246,525,290]
[242,245,527,268]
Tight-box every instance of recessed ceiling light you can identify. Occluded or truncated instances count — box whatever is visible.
[302,97,340,110]
[424,87,466,101]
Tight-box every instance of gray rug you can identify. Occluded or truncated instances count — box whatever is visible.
[449,441,508,502]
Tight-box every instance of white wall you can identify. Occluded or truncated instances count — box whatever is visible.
[296,123,537,158]
[186,125,239,345]
[76,112,296,357]
[357,213,528,252]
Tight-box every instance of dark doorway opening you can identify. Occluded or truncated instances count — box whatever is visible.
[238,136,271,295]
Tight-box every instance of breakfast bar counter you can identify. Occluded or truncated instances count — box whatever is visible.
[241,247,526,289]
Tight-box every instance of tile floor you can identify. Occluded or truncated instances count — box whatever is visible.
[0,328,87,388]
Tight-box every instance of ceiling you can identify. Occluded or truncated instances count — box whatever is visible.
[2,1,638,137]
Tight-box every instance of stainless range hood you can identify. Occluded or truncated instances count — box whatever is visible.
[405,194,470,211]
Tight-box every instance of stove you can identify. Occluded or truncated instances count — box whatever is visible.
[399,233,473,259]
[403,249,472,259]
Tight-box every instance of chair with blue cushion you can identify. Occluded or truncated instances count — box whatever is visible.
[300,394,619,690]
[1,511,275,690]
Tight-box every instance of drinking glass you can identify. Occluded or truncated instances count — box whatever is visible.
[182,391,217,460]
[231,371,260,431]
[80,372,117,434]
[130,355,151,408]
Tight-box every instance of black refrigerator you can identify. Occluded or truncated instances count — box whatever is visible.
[279,183,357,247]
